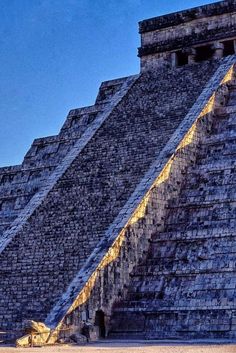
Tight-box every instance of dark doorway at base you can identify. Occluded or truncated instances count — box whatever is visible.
[95,310,106,338]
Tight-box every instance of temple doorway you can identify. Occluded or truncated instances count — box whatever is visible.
[95,310,106,338]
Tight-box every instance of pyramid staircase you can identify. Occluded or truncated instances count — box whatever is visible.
[0,57,235,344]
[108,80,236,340]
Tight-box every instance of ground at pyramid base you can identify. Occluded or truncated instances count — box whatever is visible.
[1,341,236,353]
[1,0,236,347]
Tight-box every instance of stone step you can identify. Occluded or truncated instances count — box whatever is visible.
[186,161,236,177]
[200,133,236,147]
[129,270,235,285]
[170,190,236,208]
[131,265,236,280]
[198,140,236,156]
[181,171,236,191]
[202,123,236,144]
[0,166,55,186]
[0,213,20,223]
[179,193,233,206]
[195,129,235,153]
[196,153,236,168]
[149,236,236,258]
[227,81,236,91]
[165,218,235,233]
[113,299,236,313]
[126,287,236,303]
[109,309,234,340]
[59,104,104,135]
[166,202,236,225]
[190,159,236,174]
[129,271,235,289]
[164,217,236,233]
[112,301,236,312]
[151,227,236,242]
[108,331,145,339]
[197,150,236,165]
[214,104,236,117]
[131,253,236,276]
[170,197,236,209]
[183,170,236,193]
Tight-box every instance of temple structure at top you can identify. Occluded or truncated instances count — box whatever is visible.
[139,0,236,70]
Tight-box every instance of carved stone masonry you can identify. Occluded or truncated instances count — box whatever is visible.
[1,0,236,347]
[139,0,236,71]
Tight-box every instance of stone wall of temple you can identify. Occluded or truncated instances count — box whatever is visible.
[139,1,236,71]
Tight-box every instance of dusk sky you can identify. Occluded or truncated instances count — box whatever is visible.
[0,0,217,167]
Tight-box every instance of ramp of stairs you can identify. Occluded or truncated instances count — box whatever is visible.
[0,60,222,333]
[109,78,236,340]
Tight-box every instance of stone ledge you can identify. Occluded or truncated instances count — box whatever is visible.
[138,27,236,57]
[139,1,236,33]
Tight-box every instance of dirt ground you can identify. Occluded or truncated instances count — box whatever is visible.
[0,342,236,353]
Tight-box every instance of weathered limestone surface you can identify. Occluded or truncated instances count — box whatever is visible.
[0,60,222,333]
[56,57,234,341]
[0,77,130,236]
[2,1,236,344]
[139,0,236,71]
[108,76,236,340]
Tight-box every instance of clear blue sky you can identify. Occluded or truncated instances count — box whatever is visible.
[0,0,217,167]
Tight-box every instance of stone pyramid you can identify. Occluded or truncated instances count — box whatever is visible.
[1,0,236,344]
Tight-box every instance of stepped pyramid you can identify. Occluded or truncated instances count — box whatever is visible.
[1,0,236,344]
